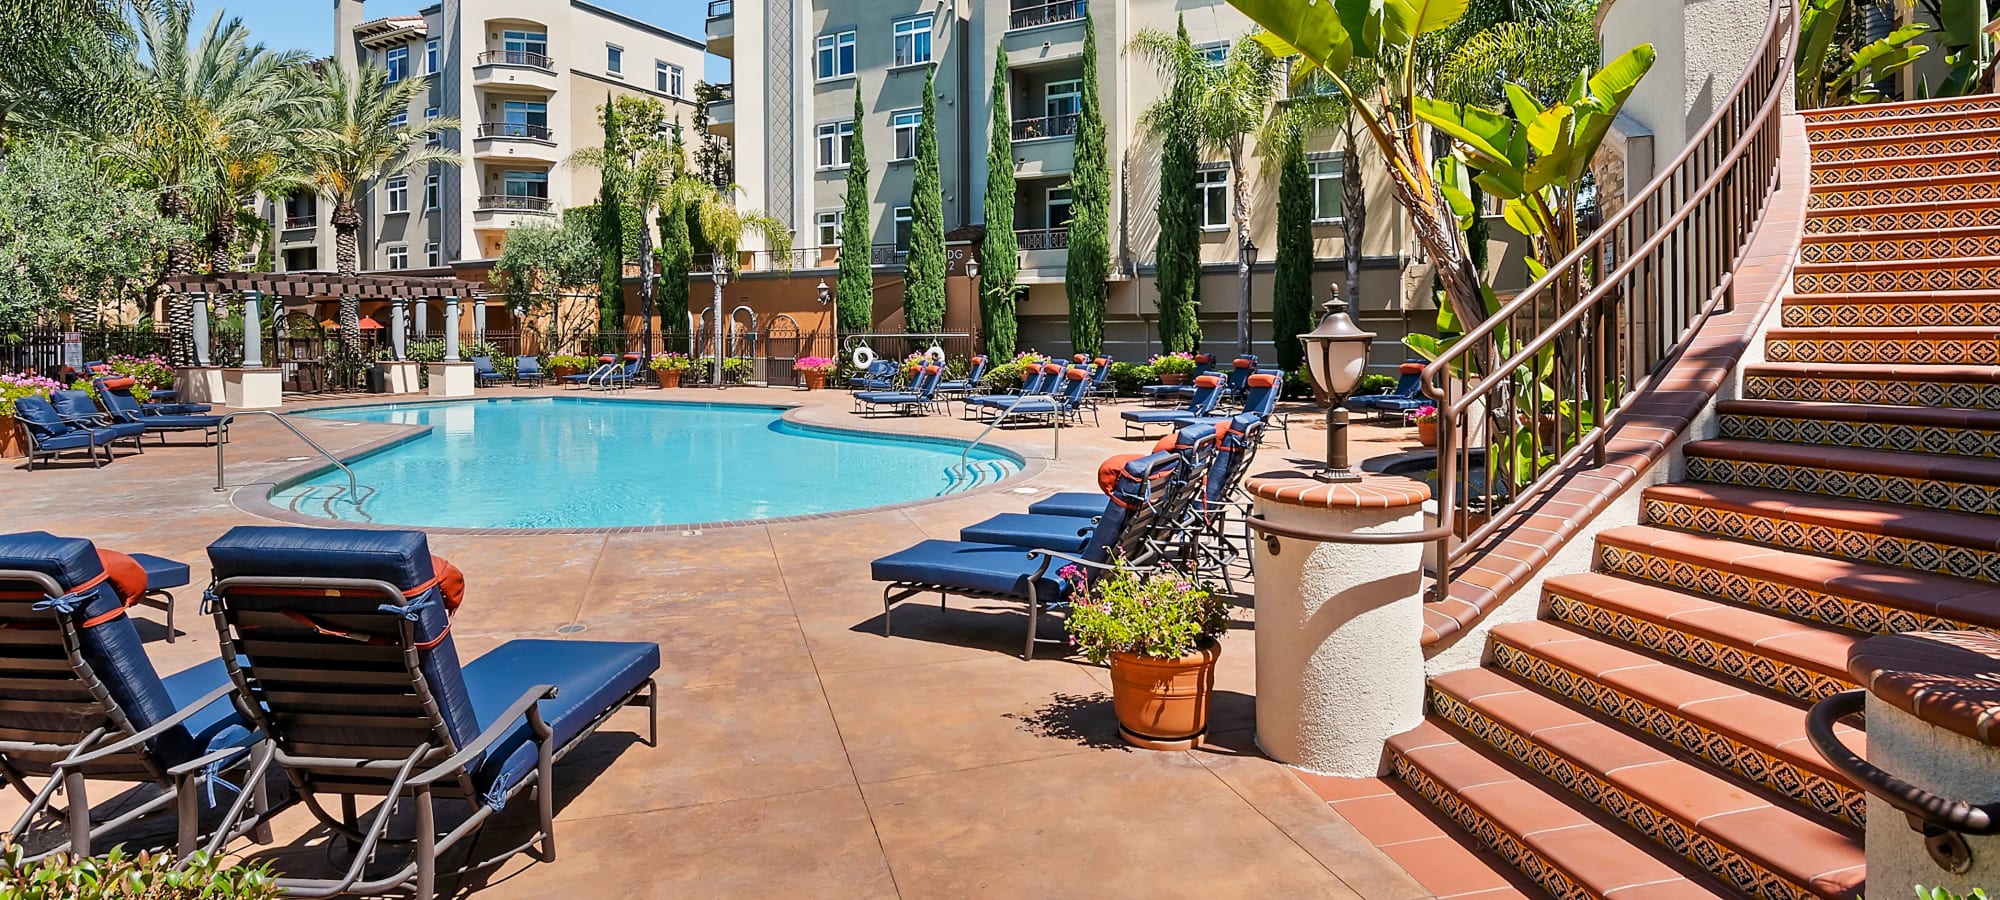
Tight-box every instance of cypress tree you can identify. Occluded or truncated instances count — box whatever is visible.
[1065,8,1111,356]
[903,69,947,334]
[594,102,625,333]
[980,48,1020,358]
[836,82,874,333]
[656,125,692,336]
[1271,122,1313,375]
[1153,17,1202,353]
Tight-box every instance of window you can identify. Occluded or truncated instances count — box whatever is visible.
[385,45,409,82]
[605,44,623,76]
[502,100,548,138]
[386,244,409,270]
[817,210,842,246]
[892,16,933,66]
[503,170,549,199]
[815,30,855,79]
[816,120,853,168]
[425,241,440,268]
[1197,42,1228,69]
[1198,166,1229,230]
[892,109,921,161]
[1046,187,1073,230]
[424,174,440,210]
[502,30,548,63]
[1309,157,1343,223]
[388,110,408,129]
[656,61,684,96]
[1044,80,1082,124]
[424,106,438,146]
[385,175,409,213]
[893,206,914,249]
[424,38,439,75]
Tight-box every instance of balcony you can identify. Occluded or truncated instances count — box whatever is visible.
[693,247,821,274]
[472,194,554,229]
[1009,0,1085,30]
[472,51,558,92]
[1005,2,1088,62]
[1016,227,1068,251]
[1012,121,1076,177]
[1012,114,1079,143]
[473,123,560,162]
[707,85,734,139]
[279,215,318,244]
[706,0,734,58]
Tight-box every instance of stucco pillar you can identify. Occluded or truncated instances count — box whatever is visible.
[176,291,225,405]
[190,292,212,368]
[391,297,409,361]
[1247,471,1431,776]
[443,294,461,362]
[473,294,488,343]
[427,293,472,398]
[240,290,263,368]
[415,296,429,338]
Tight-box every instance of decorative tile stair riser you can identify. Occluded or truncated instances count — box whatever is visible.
[1742,369,2000,410]
[1808,130,1999,163]
[1804,174,2000,210]
[1800,93,2000,126]
[1781,298,2000,327]
[1805,110,2000,143]
[1797,231,2000,264]
[1719,412,2000,458]
[1808,151,2000,185]
[1804,199,2000,234]
[1762,331,2000,362]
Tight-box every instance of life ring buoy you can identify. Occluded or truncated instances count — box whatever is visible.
[851,346,878,369]
[923,345,946,363]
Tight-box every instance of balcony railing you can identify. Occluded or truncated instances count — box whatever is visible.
[1010,0,1086,30]
[693,248,818,273]
[476,195,554,213]
[1012,114,1080,142]
[708,0,733,17]
[869,244,909,266]
[1016,227,1069,251]
[477,122,554,141]
[282,215,316,230]
[476,50,554,71]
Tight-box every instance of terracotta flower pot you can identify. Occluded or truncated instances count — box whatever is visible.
[657,369,682,389]
[1417,419,1438,447]
[0,416,23,459]
[1108,641,1220,750]
[802,370,827,391]
[551,365,578,379]
[1158,373,1187,386]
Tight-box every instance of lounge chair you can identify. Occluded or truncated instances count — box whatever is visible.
[854,363,945,416]
[989,365,1097,427]
[93,377,229,445]
[0,532,267,860]
[514,356,545,387]
[1174,372,1281,428]
[203,526,661,900]
[128,551,188,643]
[871,448,1200,659]
[12,396,118,469]
[1139,354,1214,405]
[848,358,899,392]
[51,390,146,458]
[471,356,505,387]
[1087,355,1116,401]
[593,354,643,390]
[959,422,1217,553]
[1119,374,1223,438]
[1218,355,1259,404]
[964,363,1065,420]
[936,355,989,402]
[561,355,618,388]
[1347,361,1429,419]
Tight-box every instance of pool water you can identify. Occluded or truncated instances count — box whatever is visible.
[271,397,1021,529]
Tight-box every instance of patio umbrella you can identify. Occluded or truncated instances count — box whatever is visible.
[321,317,385,329]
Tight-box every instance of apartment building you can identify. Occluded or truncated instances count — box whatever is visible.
[709,0,1460,363]
[268,0,706,274]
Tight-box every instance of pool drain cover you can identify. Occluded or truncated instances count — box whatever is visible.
[555,624,588,635]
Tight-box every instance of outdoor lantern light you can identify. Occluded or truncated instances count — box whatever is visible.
[966,257,980,284]
[1299,286,1375,483]
[816,278,831,305]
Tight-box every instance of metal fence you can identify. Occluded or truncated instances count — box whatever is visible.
[2,327,174,377]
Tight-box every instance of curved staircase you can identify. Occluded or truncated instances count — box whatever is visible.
[1381,96,2000,900]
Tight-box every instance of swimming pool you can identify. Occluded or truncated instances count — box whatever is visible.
[268,397,1022,529]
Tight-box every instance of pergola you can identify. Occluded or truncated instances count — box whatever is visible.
[162,273,488,369]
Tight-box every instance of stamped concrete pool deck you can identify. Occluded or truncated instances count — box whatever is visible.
[0,385,1524,899]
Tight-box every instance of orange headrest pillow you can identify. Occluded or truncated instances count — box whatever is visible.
[1400,362,1425,375]
[1194,374,1223,388]
[1247,373,1278,388]
[95,549,148,609]
[1097,454,1145,497]
[973,355,987,365]
[1152,432,1182,454]
[101,376,139,391]
[1073,353,1088,363]
[430,555,466,612]
[1093,357,1108,366]
[1040,363,1065,375]
[1233,357,1254,369]
[1195,354,1213,364]
[923,364,942,375]
[624,353,641,360]
[1065,367,1088,381]
[598,354,616,363]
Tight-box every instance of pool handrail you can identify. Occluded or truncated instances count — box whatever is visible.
[212,410,362,505]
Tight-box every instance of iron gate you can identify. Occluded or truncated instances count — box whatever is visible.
[764,316,801,387]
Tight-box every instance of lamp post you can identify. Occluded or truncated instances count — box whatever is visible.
[1237,238,1260,356]
[710,256,729,387]
[1298,286,1374,483]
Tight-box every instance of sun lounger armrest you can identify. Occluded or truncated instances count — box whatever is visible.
[409,683,559,786]
[1024,549,1116,574]
[59,683,236,768]
[164,743,257,778]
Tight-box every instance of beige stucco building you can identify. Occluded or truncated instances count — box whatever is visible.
[266,0,705,274]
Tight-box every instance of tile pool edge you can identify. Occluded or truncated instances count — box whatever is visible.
[235,394,1047,535]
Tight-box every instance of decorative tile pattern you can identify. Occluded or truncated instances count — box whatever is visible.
[1803,95,2000,125]
[1807,177,2000,210]
[1391,757,1595,900]
[1595,546,1972,635]
[1763,333,2000,361]
[1720,411,2000,457]
[1684,456,2000,515]
[1810,134,1998,162]
[1743,373,2000,410]
[1798,232,2000,263]
[1806,204,2000,234]
[1807,113,2000,142]
[1811,155,1998,184]
[1782,301,2000,328]
[1795,265,2000,293]
[1487,644,1868,830]
[1545,589,1856,701]
[1642,497,2000,582]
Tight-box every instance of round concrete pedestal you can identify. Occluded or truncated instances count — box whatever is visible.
[1247,470,1430,776]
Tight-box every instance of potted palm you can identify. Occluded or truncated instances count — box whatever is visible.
[794,356,836,390]
[1149,352,1197,386]
[649,353,692,388]
[0,373,62,459]
[1063,562,1230,750]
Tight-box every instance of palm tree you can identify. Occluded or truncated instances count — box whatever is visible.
[667,178,790,384]
[299,63,459,354]
[1431,0,1601,107]
[568,116,680,359]
[1131,29,1284,355]
[0,0,128,155]
[93,0,305,363]
[205,100,320,275]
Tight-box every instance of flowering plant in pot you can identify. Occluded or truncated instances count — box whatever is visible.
[547,354,594,379]
[794,356,836,390]
[1063,562,1230,750]
[0,372,62,459]
[649,353,692,388]
[1412,404,1439,447]
[1148,352,1197,385]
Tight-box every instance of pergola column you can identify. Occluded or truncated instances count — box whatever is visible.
[190,292,212,368]
[415,296,429,338]
[473,293,488,343]
[391,296,409,361]
[241,290,264,369]
[443,294,462,362]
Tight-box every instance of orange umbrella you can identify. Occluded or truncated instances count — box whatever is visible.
[320,317,385,330]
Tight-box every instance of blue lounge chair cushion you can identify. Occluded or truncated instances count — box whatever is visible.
[869,541,1065,598]
[51,391,144,440]
[462,639,659,804]
[29,429,97,452]
[1121,408,1201,425]
[1026,492,1109,518]
[93,380,225,430]
[959,513,1092,552]
[130,553,190,590]
[855,390,922,403]
[161,658,259,755]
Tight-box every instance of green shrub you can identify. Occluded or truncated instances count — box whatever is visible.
[690,357,754,384]
[1356,372,1398,394]
[547,354,597,372]
[1917,889,1990,900]
[1062,563,1228,666]
[0,845,281,899]
[1109,362,1155,396]
[1149,352,1197,377]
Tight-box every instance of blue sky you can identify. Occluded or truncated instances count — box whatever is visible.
[192,1,718,76]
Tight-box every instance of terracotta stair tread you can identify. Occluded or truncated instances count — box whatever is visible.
[1805,169,2000,193]
[1765,325,2000,340]
[1716,398,2000,430]
[1685,437,2000,487]
[1488,620,1866,788]
[1428,667,1865,897]
[1643,482,2000,552]
[1388,721,1736,900]
[1781,289,2000,305]
[1598,524,2000,632]
[1544,570,1860,684]
[1800,92,2000,119]
[1744,361,2000,384]
[1799,223,2000,244]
